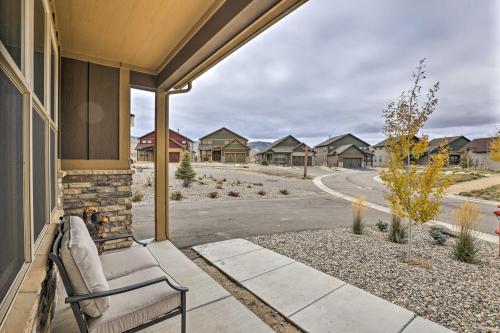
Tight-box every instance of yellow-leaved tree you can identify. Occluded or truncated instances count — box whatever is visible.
[489,135,500,162]
[380,59,451,261]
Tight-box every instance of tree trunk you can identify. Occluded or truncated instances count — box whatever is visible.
[407,146,412,262]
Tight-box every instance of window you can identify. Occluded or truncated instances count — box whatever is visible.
[204,140,212,144]
[225,140,230,144]
[50,128,56,211]
[0,68,24,304]
[181,140,186,144]
[33,0,45,105]
[274,153,286,163]
[32,109,47,240]
[0,0,23,69]
[50,44,57,121]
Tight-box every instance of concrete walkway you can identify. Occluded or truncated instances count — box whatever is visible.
[52,241,273,333]
[193,238,454,333]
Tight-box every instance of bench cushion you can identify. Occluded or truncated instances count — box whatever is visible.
[60,216,110,317]
[99,246,159,280]
[87,266,181,333]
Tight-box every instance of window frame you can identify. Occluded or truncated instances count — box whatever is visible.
[0,0,59,322]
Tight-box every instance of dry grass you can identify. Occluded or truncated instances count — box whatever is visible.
[452,202,480,263]
[459,184,500,201]
[351,195,365,235]
[448,172,485,184]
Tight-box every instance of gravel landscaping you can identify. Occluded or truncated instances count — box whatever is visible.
[168,175,314,202]
[131,163,315,205]
[248,225,499,333]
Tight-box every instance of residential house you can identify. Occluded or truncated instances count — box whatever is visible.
[0,1,306,331]
[372,136,420,167]
[199,127,250,163]
[315,134,373,168]
[135,129,194,162]
[459,137,500,170]
[417,136,470,166]
[255,135,313,166]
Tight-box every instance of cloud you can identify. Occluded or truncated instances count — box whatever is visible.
[132,0,500,145]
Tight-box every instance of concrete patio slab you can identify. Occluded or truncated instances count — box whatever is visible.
[242,261,346,317]
[192,238,262,262]
[147,241,230,310]
[142,296,274,333]
[290,284,414,333]
[402,316,454,333]
[213,248,294,282]
[52,240,273,333]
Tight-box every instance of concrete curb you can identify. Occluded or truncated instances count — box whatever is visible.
[313,174,498,244]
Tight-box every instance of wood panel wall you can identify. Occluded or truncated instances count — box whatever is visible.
[60,57,120,161]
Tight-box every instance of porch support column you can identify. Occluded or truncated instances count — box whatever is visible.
[155,91,169,241]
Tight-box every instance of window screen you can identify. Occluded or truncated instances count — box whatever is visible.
[0,0,22,69]
[32,109,46,240]
[51,45,56,121]
[33,0,45,105]
[0,69,24,304]
[50,128,56,211]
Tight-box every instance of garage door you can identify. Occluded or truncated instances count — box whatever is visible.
[343,158,361,168]
[292,156,312,166]
[169,152,180,163]
[225,153,246,163]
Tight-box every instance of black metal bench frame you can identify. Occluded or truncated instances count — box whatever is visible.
[49,218,188,333]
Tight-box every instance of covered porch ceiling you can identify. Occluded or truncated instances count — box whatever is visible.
[53,0,306,90]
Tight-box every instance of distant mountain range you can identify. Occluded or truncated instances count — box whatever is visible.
[248,141,272,152]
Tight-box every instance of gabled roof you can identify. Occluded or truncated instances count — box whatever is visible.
[199,127,248,142]
[427,136,470,153]
[373,135,420,148]
[258,135,300,154]
[169,138,184,149]
[327,144,372,156]
[459,137,495,153]
[256,135,310,155]
[222,138,250,150]
[135,142,154,150]
[138,130,156,140]
[169,129,193,143]
[315,133,371,148]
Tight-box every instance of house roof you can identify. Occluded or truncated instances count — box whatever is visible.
[170,129,193,143]
[199,127,248,142]
[256,135,310,155]
[427,136,469,153]
[222,139,250,150]
[327,144,372,156]
[315,133,371,148]
[459,137,495,153]
[135,142,154,150]
[169,138,185,149]
[138,130,156,140]
[373,135,420,148]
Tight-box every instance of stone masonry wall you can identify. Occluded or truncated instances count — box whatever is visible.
[62,170,133,250]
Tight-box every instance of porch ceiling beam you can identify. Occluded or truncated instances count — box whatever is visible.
[157,0,306,90]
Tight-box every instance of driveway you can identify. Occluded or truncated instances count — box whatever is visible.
[320,169,498,235]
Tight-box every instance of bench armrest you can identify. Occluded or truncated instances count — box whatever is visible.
[65,276,188,304]
[93,234,149,246]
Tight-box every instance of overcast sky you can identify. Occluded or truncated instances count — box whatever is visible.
[131,0,500,146]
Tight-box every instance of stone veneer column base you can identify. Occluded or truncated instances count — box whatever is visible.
[62,169,134,250]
